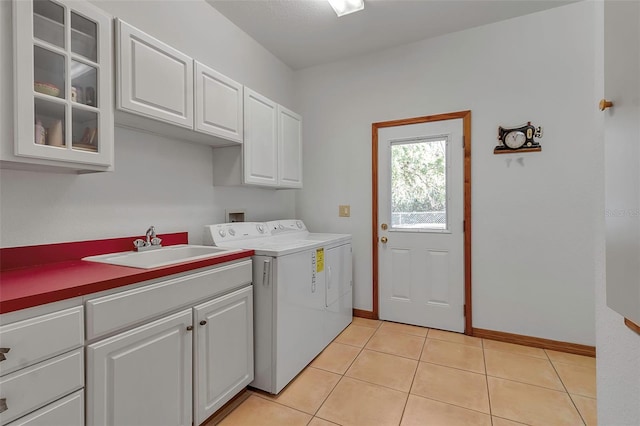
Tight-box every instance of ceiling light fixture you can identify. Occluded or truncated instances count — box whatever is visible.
[327,0,364,17]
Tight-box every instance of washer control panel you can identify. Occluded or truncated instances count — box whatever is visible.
[204,222,271,246]
[268,220,307,234]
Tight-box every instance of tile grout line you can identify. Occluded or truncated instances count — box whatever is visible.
[397,328,429,425]
[311,321,374,424]
[546,352,588,426]
[482,338,495,426]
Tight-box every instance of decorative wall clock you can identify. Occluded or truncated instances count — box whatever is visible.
[495,122,543,154]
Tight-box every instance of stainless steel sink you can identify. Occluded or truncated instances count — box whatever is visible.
[82,244,240,269]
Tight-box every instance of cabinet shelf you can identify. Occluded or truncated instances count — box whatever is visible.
[34,12,97,45]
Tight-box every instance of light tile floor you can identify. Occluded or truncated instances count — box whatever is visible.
[212,319,597,426]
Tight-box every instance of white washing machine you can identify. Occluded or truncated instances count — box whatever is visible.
[267,220,353,347]
[203,222,328,394]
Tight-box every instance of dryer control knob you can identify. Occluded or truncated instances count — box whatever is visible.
[218,229,226,237]
[296,221,303,229]
[279,224,285,230]
[257,224,265,233]
[228,228,236,236]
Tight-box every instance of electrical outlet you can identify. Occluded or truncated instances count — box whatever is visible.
[339,205,351,217]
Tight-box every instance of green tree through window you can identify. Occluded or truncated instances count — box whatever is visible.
[391,139,446,228]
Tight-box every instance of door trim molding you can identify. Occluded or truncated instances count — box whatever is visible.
[371,110,473,334]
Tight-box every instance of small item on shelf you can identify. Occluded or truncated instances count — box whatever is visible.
[84,87,95,106]
[34,81,60,97]
[34,120,46,145]
[71,86,83,103]
[48,120,64,147]
[80,127,97,145]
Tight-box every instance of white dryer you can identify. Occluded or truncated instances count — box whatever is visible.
[267,220,353,347]
[203,222,327,394]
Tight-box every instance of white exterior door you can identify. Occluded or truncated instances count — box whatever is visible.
[378,119,465,332]
[86,310,193,426]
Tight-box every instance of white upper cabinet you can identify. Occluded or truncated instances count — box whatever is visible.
[243,88,279,187]
[195,62,243,143]
[277,105,303,188]
[9,0,114,171]
[115,20,242,147]
[116,19,193,129]
[213,89,303,189]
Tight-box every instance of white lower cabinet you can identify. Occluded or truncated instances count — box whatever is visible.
[0,305,84,426]
[86,310,193,426]
[194,286,253,425]
[86,261,254,426]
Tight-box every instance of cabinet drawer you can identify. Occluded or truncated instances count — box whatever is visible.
[6,390,83,426]
[0,349,83,425]
[86,260,252,339]
[0,307,83,376]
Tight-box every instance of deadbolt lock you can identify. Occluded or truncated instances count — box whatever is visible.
[380,237,388,243]
[381,223,388,230]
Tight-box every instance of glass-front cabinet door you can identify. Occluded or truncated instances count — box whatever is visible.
[14,0,113,168]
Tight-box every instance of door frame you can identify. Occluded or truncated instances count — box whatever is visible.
[371,110,473,334]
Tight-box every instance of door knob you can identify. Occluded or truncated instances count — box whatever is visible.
[599,99,613,111]
[380,237,388,243]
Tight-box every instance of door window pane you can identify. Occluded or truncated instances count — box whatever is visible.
[71,60,97,107]
[34,46,65,99]
[391,138,447,230]
[72,108,98,152]
[33,0,65,49]
[71,12,97,62]
[35,98,66,147]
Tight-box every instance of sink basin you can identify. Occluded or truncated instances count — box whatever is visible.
[82,244,240,269]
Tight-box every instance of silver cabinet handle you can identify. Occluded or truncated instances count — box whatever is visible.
[0,348,9,362]
[0,398,7,413]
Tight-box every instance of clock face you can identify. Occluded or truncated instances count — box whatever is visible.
[504,131,526,149]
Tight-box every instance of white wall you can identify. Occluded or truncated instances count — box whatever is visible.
[0,0,296,247]
[294,1,598,345]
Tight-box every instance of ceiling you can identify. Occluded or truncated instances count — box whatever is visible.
[207,0,573,70]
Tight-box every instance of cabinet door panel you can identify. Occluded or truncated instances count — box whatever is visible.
[116,19,193,129]
[195,62,243,143]
[243,89,278,186]
[277,105,303,188]
[194,286,253,424]
[86,310,192,426]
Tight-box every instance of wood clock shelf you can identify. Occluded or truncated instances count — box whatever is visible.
[494,147,542,155]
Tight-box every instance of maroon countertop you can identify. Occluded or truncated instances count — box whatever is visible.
[0,233,253,314]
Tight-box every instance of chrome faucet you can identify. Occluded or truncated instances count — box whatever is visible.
[146,226,157,245]
[133,226,163,251]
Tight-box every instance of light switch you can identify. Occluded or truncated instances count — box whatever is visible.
[339,205,350,217]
